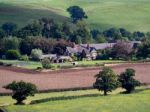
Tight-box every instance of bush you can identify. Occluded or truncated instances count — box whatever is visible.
[41,58,51,69]
[119,68,141,93]
[36,67,43,70]
[41,58,57,70]
[19,55,29,61]
[3,81,37,105]
[31,49,43,61]
[6,50,21,60]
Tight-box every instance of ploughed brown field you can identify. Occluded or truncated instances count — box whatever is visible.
[0,63,150,93]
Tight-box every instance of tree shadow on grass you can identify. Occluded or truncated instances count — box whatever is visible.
[30,93,103,105]
[120,87,150,94]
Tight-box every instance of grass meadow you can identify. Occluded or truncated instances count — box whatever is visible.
[0,87,150,112]
[0,0,149,31]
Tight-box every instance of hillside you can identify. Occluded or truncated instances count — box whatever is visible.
[0,0,150,32]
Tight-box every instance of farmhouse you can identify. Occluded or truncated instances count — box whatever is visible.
[40,41,141,62]
[65,41,141,60]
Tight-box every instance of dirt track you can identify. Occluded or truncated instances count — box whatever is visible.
[0,63,150,93]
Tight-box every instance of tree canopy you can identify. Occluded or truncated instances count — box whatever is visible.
[67,6,88,23]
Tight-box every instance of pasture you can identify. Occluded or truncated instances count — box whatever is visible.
[0,88,150,112]
[0,0,150,31]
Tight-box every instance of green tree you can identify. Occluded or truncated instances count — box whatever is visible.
[93,67,119,95]
[17,21,41,38]
[6,50,21,60]
[95,34,106,43]
[0,29,5,39]
[67,6,87,23]
[137,40,150,59]
[3,81,37,104]
[119,68,140,93]
[1,37,20,51]
[103,28,122,41]
[75,20,92,43]
[19,37,35,55]
[2,22,17,37]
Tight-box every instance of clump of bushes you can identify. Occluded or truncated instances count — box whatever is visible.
[6,50,21,60]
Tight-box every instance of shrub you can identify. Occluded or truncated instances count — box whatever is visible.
[31,49,43,61]
[19,55,29,61]
[36,67,43,70]
[119,68,140,93]
[6,50,21,60]
[93,67,120,95]
[3,81,37,105]
[41,58,58,70]
[41,58,51,69]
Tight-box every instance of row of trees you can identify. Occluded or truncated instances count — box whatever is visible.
[0,20,149,44]
[0,37,150,61]
[3,67,140,104]
[94,67,140,95]
[0,37,73,60]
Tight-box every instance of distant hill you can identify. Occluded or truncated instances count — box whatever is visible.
[0,0,150,32]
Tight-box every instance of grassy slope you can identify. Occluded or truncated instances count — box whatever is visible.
[0,0,150,31]
[2,88,150,112]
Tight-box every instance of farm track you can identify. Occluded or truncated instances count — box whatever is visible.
[0,63,150,93]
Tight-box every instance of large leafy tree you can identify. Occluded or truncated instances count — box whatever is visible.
[4,81,37,104]
[19,37,35,55]
[33,38,56,54]
[119,68,140,93]
[16,21,41,38]
[2,22,17,37]
[1,37,20,51]
[75,20,92,43]
[40,18,63,39]
[67,6,87,23]
[93,67,120,95]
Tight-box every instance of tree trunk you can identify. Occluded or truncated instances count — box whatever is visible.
[104,90,107,96]
[16,100,23,105]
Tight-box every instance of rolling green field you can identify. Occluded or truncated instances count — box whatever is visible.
[0,0,150,32]
[1,87,150,112]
